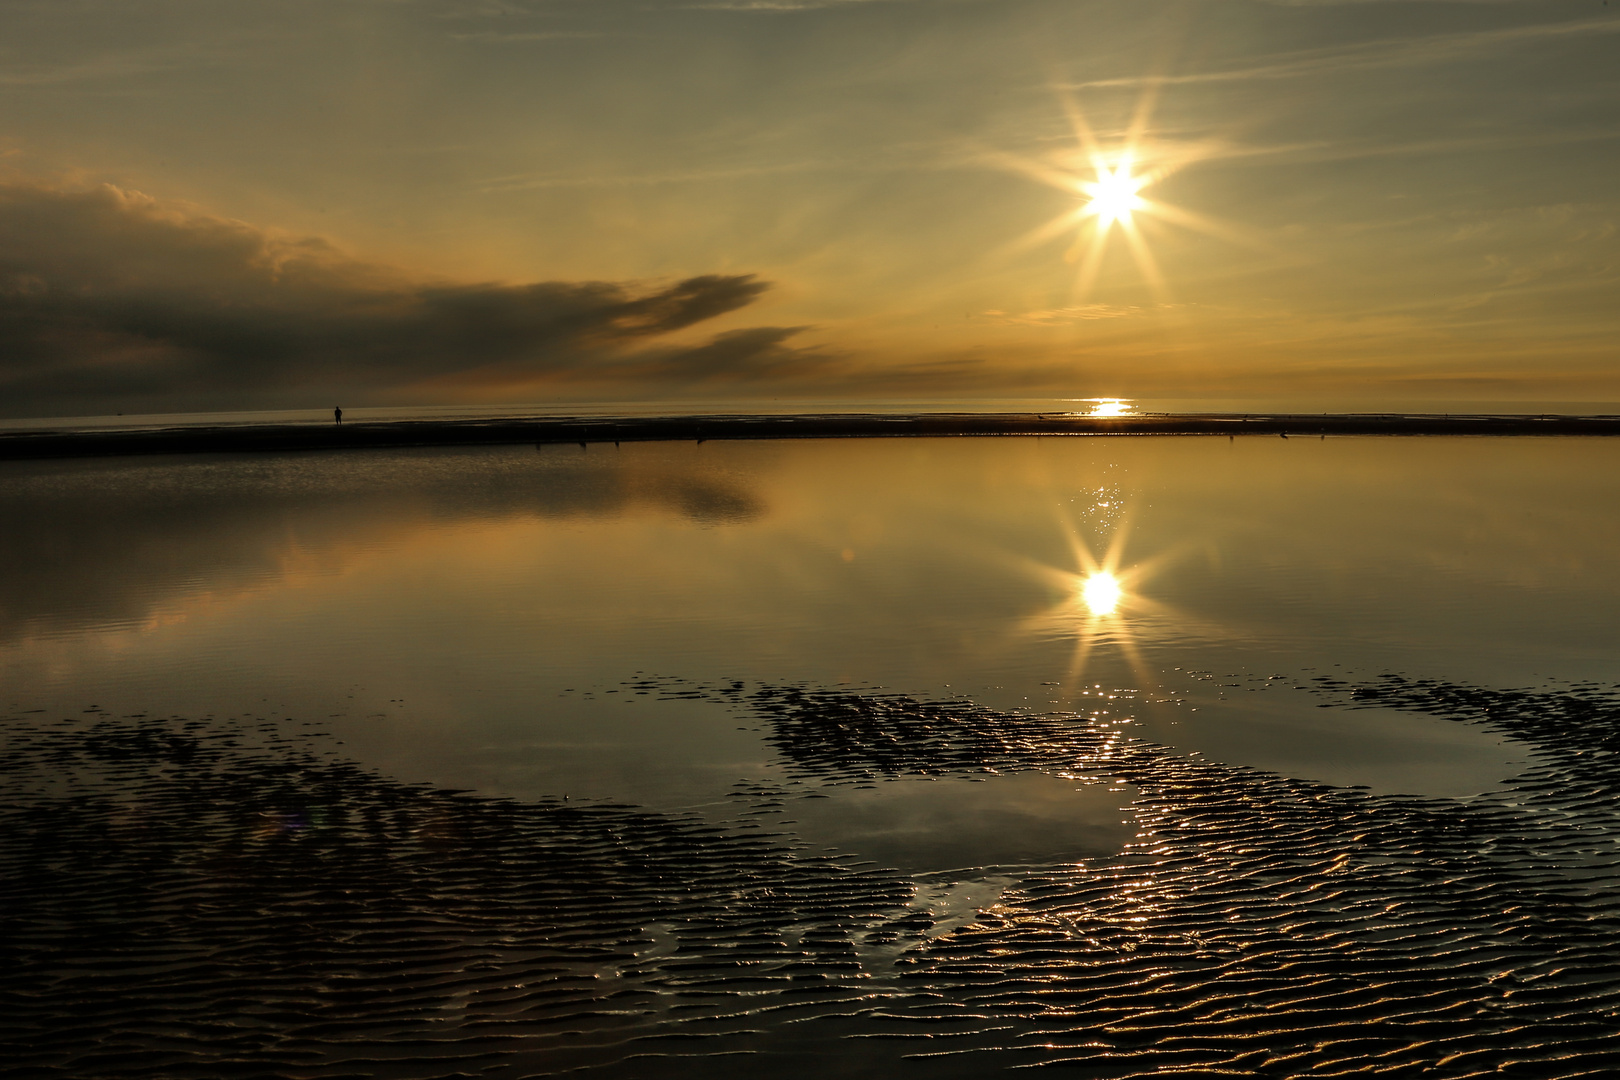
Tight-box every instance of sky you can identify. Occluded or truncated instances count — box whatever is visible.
[1,0,1617,417]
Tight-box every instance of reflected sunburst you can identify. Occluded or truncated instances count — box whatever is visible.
[1015,495,1199,716]
[1081,571,1123,615]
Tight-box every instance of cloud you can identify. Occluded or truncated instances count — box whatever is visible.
[1066,15,1620,90]
[448,30,606,42]
[437,0,898,15]
[475,159,842,193]
[412,324,827,395]
[0,178,808,416]
[681,1,880,9]
[981,304,1150,326]
[636,325,818,378]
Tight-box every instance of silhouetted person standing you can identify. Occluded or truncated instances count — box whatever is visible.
[334,406,343,424]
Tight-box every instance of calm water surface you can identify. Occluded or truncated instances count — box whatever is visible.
[5,436,1620,1078]
[7,436,1614,803]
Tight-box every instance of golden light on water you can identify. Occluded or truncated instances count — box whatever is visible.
[1081,572,1123,615]
[1012,501,1196,715]
[1088,399,1130,417]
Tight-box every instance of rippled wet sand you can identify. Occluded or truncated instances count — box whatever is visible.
[4,676,1619,1078]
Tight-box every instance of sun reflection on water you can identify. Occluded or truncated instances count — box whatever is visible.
[1010,490,1204,714]
[1081,572,1123,615]
[1087,398,1131,417]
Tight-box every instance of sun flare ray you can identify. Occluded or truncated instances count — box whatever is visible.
[1119,217,1169,301]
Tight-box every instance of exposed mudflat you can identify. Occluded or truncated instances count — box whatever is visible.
[3,675,1619,1078]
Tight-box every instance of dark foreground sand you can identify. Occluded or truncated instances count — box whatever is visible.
[4,411,1620,460]
[3,676,1618,1078]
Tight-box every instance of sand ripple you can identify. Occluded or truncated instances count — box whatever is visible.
[3,675,1619,1077]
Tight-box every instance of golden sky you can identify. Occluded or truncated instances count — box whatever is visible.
[1,0,1617,416]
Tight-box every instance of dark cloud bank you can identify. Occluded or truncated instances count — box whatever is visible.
[0,180,818,417]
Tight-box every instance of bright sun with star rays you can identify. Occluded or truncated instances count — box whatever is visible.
[1000,87,1252,302]
[1080,159,1149,228]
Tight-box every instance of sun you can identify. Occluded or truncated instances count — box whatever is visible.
[1080,160,1148,228]
[995,84,1255,302]
[997,100,1180,299]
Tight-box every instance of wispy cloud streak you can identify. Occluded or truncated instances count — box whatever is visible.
[1066,16,1620,90]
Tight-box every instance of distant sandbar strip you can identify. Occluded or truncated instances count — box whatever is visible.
[5,412,1620,460]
